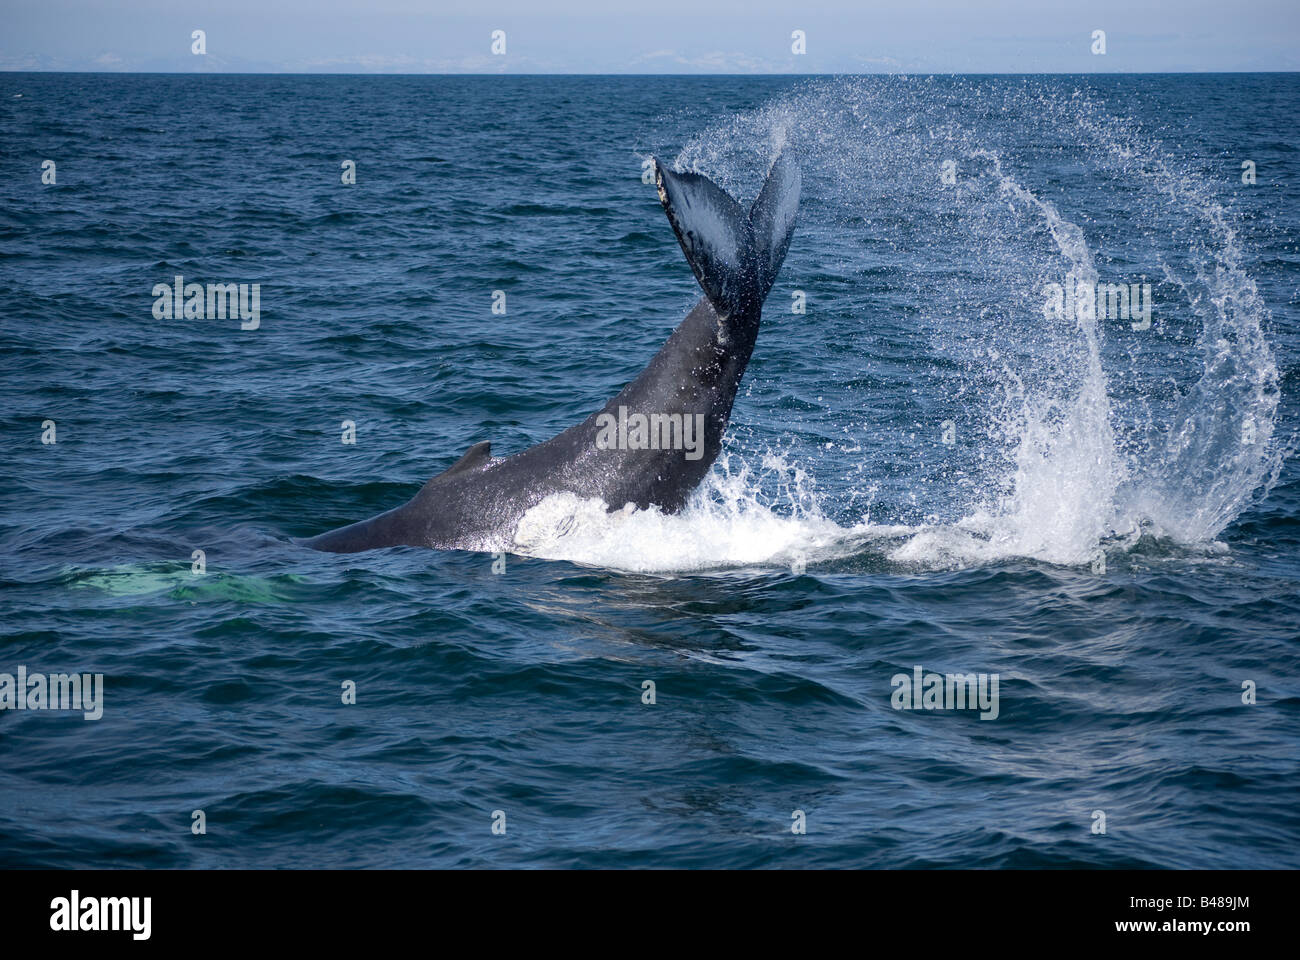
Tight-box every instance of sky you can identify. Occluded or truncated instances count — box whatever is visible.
[2,0,1298,73]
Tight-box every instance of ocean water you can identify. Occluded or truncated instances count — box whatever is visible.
[1,73,1297,869]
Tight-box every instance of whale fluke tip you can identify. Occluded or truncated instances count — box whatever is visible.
[654,152,799,317]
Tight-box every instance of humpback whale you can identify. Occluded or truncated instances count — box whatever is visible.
[303,151,800,553]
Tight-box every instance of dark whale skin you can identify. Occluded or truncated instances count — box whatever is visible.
[303,153,799,553]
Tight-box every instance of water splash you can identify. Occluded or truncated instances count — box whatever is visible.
[513,453,864,573]
[516,77,1284,574]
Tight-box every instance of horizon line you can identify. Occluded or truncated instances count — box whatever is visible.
[4,69,1299,77]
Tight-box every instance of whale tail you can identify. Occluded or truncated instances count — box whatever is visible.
[654,150,800,320]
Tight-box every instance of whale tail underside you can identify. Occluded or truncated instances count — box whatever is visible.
[654,150,801,320]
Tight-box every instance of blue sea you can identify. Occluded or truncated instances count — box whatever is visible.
[1,73,1297,869]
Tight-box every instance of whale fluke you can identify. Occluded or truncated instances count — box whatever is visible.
[654,150,800,319]
[747,151,802,300]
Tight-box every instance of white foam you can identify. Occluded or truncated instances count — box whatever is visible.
[512,454,866,573]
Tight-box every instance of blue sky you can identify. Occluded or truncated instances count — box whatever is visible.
[3,0,1298,73]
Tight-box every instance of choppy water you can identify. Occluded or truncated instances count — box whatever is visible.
[1,73,1297,868]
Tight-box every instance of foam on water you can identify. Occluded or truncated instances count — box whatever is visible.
[513,453,870,573]
[514,77,1284,574]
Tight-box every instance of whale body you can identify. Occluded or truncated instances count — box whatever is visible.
[303,151,800,553]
